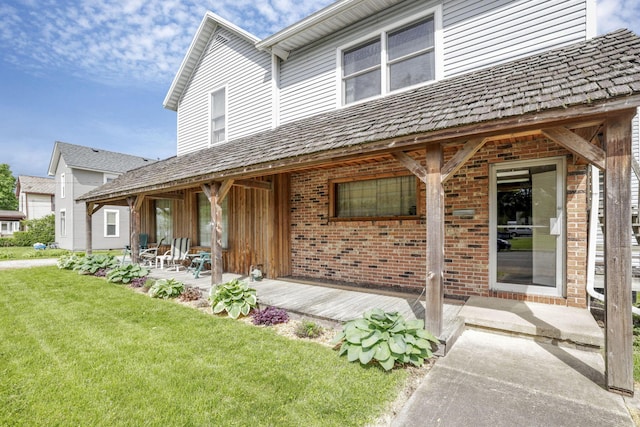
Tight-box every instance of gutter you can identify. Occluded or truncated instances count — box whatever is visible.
[586,165,640,316]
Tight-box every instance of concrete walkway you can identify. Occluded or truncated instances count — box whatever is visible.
[393,329,636,426]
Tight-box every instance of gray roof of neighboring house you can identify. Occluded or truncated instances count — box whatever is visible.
[81,29,640,203]
[48,141,156,176]
[0,210,25,221]
[16,175,55,195]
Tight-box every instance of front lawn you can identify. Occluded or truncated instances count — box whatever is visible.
[0,267,406,426]
[0,247,120,261]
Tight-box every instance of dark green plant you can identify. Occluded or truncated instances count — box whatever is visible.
[331,309,438,371]
[106,263,149,284]
[209,279,257,319]
[148,278,184,299]
[12,214,55,246]
[294,320,324,338]
[74,254,119,275]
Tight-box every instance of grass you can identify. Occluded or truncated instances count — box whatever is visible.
[0,247,120,260]
[0,267,406,426]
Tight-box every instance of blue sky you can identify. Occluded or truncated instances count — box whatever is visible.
[0,0,638,179]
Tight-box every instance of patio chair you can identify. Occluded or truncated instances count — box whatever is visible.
[157,237,191,270]
[139,237,165,268]
[121,233,151,266]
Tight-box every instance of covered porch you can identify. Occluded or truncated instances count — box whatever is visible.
[79,31,640,395]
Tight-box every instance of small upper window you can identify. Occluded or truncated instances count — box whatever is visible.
[60,173,66,199]
[341,16,435,105]
[331,175,417,219]
[210,88,226,144]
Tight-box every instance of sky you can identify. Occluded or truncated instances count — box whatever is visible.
[0,0,639,179]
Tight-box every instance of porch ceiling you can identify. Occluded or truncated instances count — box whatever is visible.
[79,30,640,206]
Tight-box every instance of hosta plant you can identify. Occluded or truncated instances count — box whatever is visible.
[209,279,257,319]
[106,263,149,284]
[331,308,438,371]
[251,306,289,326]
[57,254,84,270]
[148,279,184,299]
[74,254,119,275]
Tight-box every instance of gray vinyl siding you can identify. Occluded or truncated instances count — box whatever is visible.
[442,0,588,77]
[278,0,589,124]
[176,29,272,155]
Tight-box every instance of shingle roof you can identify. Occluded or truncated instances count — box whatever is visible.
[51,141,156,175]
[81,29,640,203]
[17,175,55,195]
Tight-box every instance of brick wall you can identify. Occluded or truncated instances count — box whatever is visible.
[289,136,589,307]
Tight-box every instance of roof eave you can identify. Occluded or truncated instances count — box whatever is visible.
[163,11,260,111]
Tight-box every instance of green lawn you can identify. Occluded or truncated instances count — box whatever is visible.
[0,267,406,426]
[0,247,120,260]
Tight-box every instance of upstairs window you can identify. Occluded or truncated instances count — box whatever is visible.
[210,87,226,144]
[330,175,417,219]
[341,15,436,105]
[60,173,66,199]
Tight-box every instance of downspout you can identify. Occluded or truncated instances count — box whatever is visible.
[587,165,640,315]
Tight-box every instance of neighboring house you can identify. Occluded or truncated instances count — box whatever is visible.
[0,210,24,237]
[79,0,640,393]
[48,141,155,251]
[16,175,55,221]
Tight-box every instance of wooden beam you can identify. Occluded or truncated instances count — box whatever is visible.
[425,143,444,336]
[441,137,487,183]
[144,192,184,200]
[604,113,634,396]
[90,203,102,215]
[392,152,428,184]
[219,179,234,202]
[233,179,272,191]
[541,127,606,170]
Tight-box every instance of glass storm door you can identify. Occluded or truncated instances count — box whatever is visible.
[491,158,564,295]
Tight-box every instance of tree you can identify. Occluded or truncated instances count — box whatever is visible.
[0,164,18,210]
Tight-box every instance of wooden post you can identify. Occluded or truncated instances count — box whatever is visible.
[126,197,140,263]
[425,143,444,336]
[86,203,93,255]
[604,112,634,396]
[203,183,223,285]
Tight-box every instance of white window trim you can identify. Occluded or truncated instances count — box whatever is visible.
[104,173,118,184]
[59,209,66,237]
[104,209,120,238]
[208,84,228,147]
[60,173,66,199]
[335,4,443,108]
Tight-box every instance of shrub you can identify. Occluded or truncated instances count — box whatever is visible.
[251,306,289,326]
[75,254,119,275]
[331,309,438,371]
[148,279,184,299]
[106,264,149,284]
[294,320,324,338]
[209,279,257,319]
[0,237,16,247]
[12,214,55,246]
[178,287,202,302]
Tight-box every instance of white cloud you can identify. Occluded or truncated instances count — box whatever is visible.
[0,0,332,87]
[596,0,640,34]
